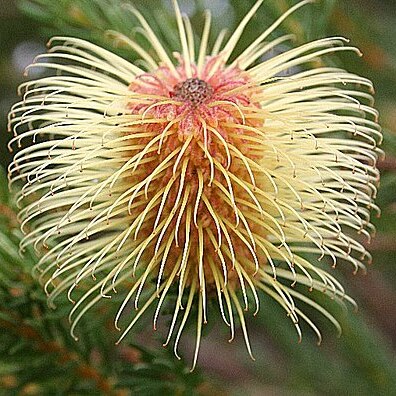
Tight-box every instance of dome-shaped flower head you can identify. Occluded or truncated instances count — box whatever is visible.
[8,0,382,368]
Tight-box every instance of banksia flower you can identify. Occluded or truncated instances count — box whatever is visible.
[8,0,382,368]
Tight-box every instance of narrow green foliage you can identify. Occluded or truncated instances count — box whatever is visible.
[19,0,180,59]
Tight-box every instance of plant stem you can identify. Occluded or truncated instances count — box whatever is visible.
[0,310,121,395]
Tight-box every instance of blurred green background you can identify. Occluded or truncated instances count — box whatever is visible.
[1,0,396,395]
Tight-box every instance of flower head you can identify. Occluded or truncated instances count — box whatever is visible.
[8,0,382,368]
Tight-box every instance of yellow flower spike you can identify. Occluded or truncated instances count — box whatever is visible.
[8,0,382,368]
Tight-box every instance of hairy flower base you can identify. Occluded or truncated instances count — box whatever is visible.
[8,0,382,369]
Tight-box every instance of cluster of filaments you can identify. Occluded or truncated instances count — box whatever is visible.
[8,0,382,368]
